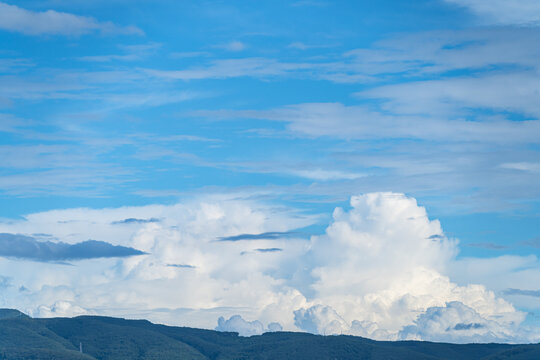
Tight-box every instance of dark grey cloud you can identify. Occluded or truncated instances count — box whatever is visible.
[111,218,160,225]
[255,248,283,253]
[521,237,540,248]
[241,247,284,255]
[453,323,484,331]
[0,233,146,262]
[217,231,298,242]
[503,288,540,297]
[166,264,195,269]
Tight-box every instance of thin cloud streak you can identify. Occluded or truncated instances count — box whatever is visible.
[0,2,142,36]
[196,103,540,143]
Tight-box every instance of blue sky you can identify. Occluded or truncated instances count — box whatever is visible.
[0,0,539,342]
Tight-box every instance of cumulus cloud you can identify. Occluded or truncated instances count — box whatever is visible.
[294,305,348,335]
[399,301,524,343]
[0,193,537,342]
[285,193,535,342]
[0,2,142,36]
[448,255,540,312]
[216,315,265,336]
[216,315,282,336]
[33,300,89,318]
[267,322,283,332]
[0,233,145,261]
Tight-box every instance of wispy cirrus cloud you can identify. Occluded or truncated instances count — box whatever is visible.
[77,42,161,62]
[192,101,540,213]
[504,288,540,298]
[0,2,142,36]
[217,40,246,52]
[500,162,540,173]
[445,0,540,26]
[0,141,134,197]
[145,57,312,81]
[359,72,540,118]
[196,102,540,143]
[0,68,200,110]
[147,27,540,84]
[345,28,540,76]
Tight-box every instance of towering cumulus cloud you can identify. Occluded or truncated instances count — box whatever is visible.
[0,193,535,342]
[294,193,527,342]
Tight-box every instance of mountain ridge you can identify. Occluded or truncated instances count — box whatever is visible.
[0,309,539,359]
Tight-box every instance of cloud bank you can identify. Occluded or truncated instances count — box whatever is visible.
[0,193,537,342]
[0,2,142,36]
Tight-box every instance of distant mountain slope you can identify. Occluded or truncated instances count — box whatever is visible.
[0,309,538,359]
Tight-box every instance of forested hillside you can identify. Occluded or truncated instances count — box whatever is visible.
[0,309,539,359]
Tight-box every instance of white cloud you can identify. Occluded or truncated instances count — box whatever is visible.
[0,193,537,342]
[0,2,142,36]
[399,301,524,343]
[346,28,540,77]
[290,193,532,341]
[267,322,283,332]
[294,305,348,335]
[449,255,540,312]
[145,27,540,85]
[33,300,89,318]
[216,315,264,336]
[445,0,540,26]
[215,314,282,336]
